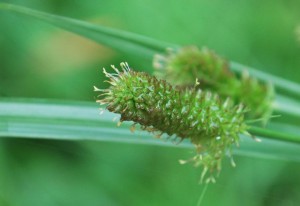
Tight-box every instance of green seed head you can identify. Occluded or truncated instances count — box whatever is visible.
[153,46,274,122]
[95,62,248,181]
[154,46,231,88]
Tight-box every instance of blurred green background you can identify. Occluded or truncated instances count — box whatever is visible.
[1,0,300,205]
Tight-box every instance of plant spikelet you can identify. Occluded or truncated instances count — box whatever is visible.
[95,62,248,181]
[153,46,274,122]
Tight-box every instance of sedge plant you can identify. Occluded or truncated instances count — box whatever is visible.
[1,3,300,184]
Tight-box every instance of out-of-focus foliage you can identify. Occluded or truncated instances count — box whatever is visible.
[1,0,300,205]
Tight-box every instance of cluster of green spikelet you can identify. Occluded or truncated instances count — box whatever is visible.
[96,63,248,182]
[95,47,274,182]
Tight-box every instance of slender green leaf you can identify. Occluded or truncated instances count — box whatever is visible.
[1,98,300,162]
[267,122,300,137]
[1,3,299,97]
[248,126,300,145]
[0,3,174,60]
[274,94,300,118]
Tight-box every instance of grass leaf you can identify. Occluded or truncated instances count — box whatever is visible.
[274,94,300,118]
[1,3,300,97]
[1,98,300,162]
[0,3,174,60]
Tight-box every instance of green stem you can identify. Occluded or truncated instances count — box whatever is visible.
[249,126,300,144]
[197,183,209,206]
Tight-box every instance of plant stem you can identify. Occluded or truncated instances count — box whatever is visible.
[249,126,300,144]
[197,183,209,206]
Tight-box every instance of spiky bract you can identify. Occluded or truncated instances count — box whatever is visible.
[95,62,248,181]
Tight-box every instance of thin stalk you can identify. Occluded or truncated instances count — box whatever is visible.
[196,183,209,206]
[248,126,300,144]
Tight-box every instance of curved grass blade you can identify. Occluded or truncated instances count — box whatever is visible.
[0,3,299,97]
[1,98,300,162]
[0,3,174,60]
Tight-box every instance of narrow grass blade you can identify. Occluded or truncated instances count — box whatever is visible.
[274,94,300,118]
[1,98,300,162]
[0,3,174,60]
[1,3,299,97]
[248,126,300,145]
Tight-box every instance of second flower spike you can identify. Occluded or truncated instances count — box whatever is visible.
[153,46,274,122]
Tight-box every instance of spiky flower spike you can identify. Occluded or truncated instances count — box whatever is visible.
[95,62,248,182]
[154,46,274,122]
